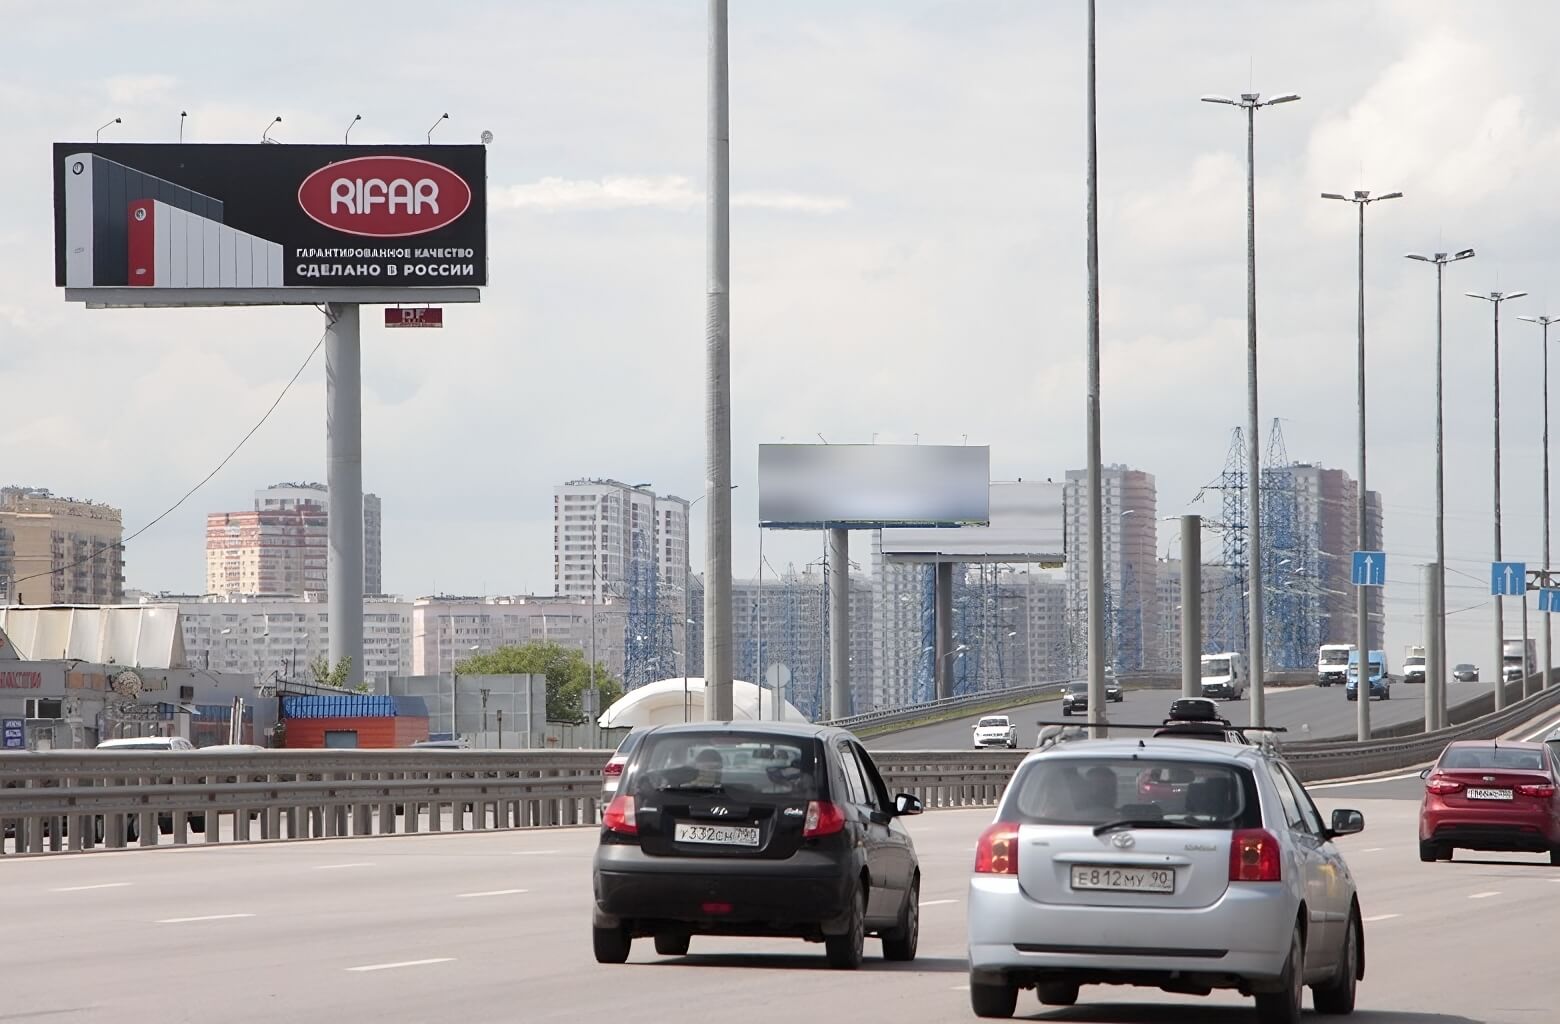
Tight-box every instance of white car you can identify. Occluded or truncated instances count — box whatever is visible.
[973,715,1019,750]
[96,736,195,751]
[967,737,1366,1023]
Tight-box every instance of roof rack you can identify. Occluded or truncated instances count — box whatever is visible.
[1034,720,1287,734]
[1033,719,1288,754]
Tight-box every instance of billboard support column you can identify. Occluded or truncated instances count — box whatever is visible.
[828,528,850,719]
[703,0,734,722]
[935,561,954,700]
[1181,516,1202,698]
[326,302,364,687]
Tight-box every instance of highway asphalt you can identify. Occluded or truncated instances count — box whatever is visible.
[864,680,1497,750]
[5,747,1555,1024]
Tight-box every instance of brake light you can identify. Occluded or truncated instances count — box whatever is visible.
[1518,783,1557,798]
[602,759,624,778]
[802,800,846,838]
[603,795,637,835]
[1229,828,1281,882]
[701,902,733,915]
[974,822,1020,875]
[1424,776,1463,795]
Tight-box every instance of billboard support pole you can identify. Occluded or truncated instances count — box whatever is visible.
[703,0,734,722]
[828,528,850,718]
[935,561,954,700]
[325,302,364,687]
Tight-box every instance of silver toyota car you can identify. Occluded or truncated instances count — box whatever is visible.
[967,737,1366,1023]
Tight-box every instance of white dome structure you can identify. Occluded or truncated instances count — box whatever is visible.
[597,677,810,728]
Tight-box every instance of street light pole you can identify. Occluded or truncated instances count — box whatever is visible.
[1202,88,1299,730]
[1407,248,1475,729]
[1470,290,1528,710]
[1518,313,1557,694]
[1323,189,1402,742]
[1084,0,1106,739]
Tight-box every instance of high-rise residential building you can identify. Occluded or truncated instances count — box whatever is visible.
[1289,464,1384,652]
[410,595,629,681]
[553,479,690,605]
[1155,558,1232,670]
[205,483,382,598]
[1063,466,1160,672]
[0,487,125,605]
[729,567,874,719]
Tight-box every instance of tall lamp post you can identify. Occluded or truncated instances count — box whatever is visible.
[1406,247,1475,730]
[1322,189,1402,742]
[1201,89,1300,730]
[1517,312,1558,695]
[1469,290,1527,710]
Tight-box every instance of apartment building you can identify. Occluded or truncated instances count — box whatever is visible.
[0,487,125,605]
[1063,466,1160,672]
[553,480,690,605]
[410,595,629,681]
[205,483,383,597]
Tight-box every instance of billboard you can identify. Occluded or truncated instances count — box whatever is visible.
[881,480,1065,564]
[758,443,990,529]
[53,143,486,304]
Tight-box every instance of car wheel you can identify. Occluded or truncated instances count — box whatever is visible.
[592,924,631,964]
[189,814,206,834]
[1036,981,1080,1006]
[1550,845,1560,867]
[825,885,865,970]
[1383,688,1391,700]
[1061,706,1071,717]
[970,977,1018,1018]
[653,932,690,957]
[1254,925,1304,1024]
[1312,913,1359,1015]
[1418,840,1443,863]
[881,877,919,962]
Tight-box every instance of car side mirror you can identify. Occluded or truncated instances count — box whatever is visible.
[894,793,924,817]
[1329,808,1365,837]
[1418,766,1432,780]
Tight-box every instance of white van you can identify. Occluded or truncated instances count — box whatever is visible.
[1198,652,1247,701]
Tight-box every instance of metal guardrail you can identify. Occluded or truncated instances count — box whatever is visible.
[7,680,1558,856]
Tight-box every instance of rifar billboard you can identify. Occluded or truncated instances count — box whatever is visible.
[53,143,486,300]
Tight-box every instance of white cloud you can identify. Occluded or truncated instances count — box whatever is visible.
[105,73,179,106]
[496,175,848,214]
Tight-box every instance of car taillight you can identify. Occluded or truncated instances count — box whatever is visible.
[974,822,1020,875]
[602,760,624,778]
[802,800,846,837]
[1519,783,1557,798]
[1229,828,1281,882]
[603,795,637,835]
[1424,776,1463,795]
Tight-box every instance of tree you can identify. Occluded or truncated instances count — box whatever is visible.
[454,641,623,723]
[310,655,367,692]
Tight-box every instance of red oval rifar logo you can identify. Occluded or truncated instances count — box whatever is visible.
[297,155,472,238]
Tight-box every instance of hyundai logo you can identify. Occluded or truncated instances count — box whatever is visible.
[709,806,730,817]
[1110,832,1135,849]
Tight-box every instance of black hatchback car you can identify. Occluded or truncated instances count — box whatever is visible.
[592,721,924,969]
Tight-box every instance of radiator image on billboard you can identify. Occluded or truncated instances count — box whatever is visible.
[53,143,487,305]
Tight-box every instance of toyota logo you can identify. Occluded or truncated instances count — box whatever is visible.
[1110,832,1135,849]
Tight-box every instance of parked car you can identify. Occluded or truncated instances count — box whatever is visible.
[1418,741,1560,864]
[1452,664,1480,683]
[968,735,1366,1022]
[973,716,1019,749]
[592,721,924,969]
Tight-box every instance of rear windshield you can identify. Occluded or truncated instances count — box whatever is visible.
[1001,757,1260,829]
[631,732,821,799]
[1440,746,1547,771]
[977,718,1009,728]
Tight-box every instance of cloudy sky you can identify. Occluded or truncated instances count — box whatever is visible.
[6,0,1560,672]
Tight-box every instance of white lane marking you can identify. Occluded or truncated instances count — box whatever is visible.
[1468,891,1501,900]
[1520,709,1560,741]
[313,862,375,871]
[920,899,958,907]
[1360,847,1385,853]
[455,888,529,899]
[346,958,455,973]
[511,850,560,856]
[50,882,132,892]
[156,913,255,924]
[1363,913,1401,922]
[950,984,970,991]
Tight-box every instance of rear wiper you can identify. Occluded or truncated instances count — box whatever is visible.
[656,782,725,794]
[1092,818,1199,837]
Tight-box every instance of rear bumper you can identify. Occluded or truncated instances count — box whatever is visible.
[594,845,854,933]
[1421,807,1560,849]
[1200,684,1237,698]
[967,876,1293,988]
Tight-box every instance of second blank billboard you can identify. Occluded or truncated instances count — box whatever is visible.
[758,444,990,529]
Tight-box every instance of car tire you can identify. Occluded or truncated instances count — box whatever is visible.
[592,924,631,964]
[881,877,919,962]
[1254,925,1304,1024]
[1312,913,1359,1015]
[1383,688,1391,700]
[1549,845,1560,867]
[970,978,1018,1018]
[1061,706,1071,717]
[1036,981,1080,1006]
[825,886,866,970]
[1418,840,1442,863]
[653,933,690,957]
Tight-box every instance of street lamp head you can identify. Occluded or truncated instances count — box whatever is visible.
[1506,291,1529,300]
[1453,249,1476,260]
[1405,253,1432,262]
[1321,192,1349,201]
[1375,191,1404,201]
[1200,94,1237,105]
[1262,92,1301,105]
[1466,292,1493,301]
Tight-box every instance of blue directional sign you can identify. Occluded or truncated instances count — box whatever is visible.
[1541,588,1560,613]
[1,718,23,751]
[1491,561,1528,596]
[1351,550,1386,587]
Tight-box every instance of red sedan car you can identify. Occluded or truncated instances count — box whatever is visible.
[1419,740,1560,864]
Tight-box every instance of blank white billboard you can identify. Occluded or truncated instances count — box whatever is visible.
[881,480,1065,564]
[758,443,990,529]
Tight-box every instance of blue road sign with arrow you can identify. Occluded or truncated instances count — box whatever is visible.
[1540,588,1560,613]
[1491,561,1527,596]
[1351,550,1386,587]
